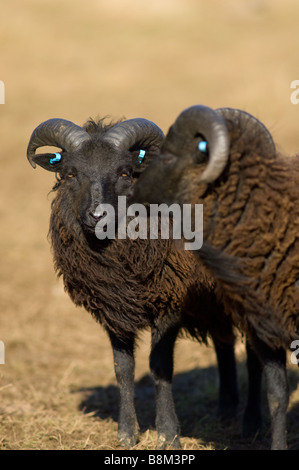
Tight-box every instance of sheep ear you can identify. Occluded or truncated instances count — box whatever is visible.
[31,153,63,172]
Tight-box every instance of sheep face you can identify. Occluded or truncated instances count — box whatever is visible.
[35,141,161,239]
[27,117,164,240]
[57,143,138,235]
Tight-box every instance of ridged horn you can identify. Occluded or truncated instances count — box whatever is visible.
[103,118,164,150]
[216,107,276,155]
[167,105,230,183]
[27,118,91,168]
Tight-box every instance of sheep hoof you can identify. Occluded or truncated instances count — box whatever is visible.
[156,433,181,450]
[118,429,139,448]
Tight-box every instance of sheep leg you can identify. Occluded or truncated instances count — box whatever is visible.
[250,334,288,450]
[263,348,288,450]
[242,338,263,438]
[212,338,239,419]
[150,324,180,450]
[108,332,139,448]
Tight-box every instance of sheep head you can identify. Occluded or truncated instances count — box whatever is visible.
[27,117,164,237]
[130,105,275,207]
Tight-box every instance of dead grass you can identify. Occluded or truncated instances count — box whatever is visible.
[1,0,299,451]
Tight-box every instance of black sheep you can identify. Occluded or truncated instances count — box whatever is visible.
[27,115,239,449]
[130,105,299,449]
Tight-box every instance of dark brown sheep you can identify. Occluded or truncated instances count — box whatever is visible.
[27,115,239,450]
[130,105,299,449]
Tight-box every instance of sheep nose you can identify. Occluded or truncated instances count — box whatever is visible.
[89,211,101,221]
[89,207,105,221]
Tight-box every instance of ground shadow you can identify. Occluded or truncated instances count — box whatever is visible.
[74,361,299,450]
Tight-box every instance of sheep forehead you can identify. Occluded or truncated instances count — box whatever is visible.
[68,141,131,174]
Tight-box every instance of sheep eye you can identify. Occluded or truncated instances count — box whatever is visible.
[67,173,75,178]
[120,170,131,178]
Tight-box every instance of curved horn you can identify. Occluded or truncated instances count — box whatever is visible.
[103,118,164,150]
[216,107,276,156]
[168,105,230,183]
[27,118,91,168]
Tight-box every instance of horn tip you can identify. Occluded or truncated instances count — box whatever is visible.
[27,155,36,168]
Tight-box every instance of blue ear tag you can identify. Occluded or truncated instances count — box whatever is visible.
[50,152,62,165]
[198,141,208,153]
[138,149,146,164]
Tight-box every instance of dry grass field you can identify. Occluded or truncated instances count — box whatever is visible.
[1,0,299,451]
